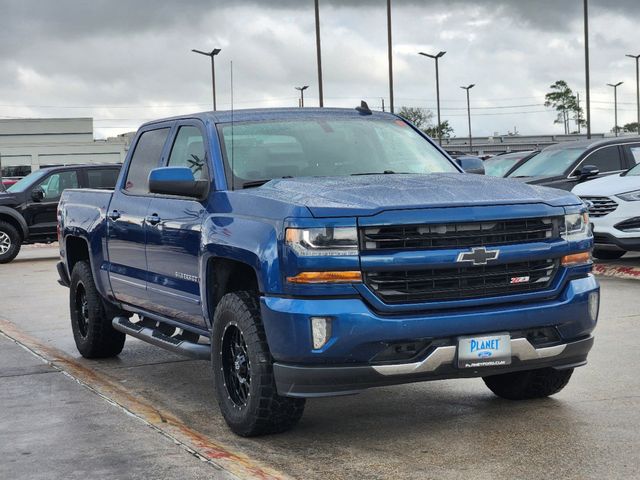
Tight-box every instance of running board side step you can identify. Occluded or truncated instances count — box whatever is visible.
[112,316,210,360]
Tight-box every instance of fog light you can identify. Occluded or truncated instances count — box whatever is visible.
[311,316,332,350]
[588,291,600,322]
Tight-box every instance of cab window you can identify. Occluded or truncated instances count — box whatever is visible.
[124,128,170,195]
[166,126,208,180]
[87,168,120,190]
[35,170,79,200]
[580,146,623,173]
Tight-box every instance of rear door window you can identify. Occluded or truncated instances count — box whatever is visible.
[624,144,640,166]
[124,128,170,195]
[86,169,120,189]
[581,146,623,173]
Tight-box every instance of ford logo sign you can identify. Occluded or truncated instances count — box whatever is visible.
[477,351,493,358]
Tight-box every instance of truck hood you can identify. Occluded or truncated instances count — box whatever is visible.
[572,172,640,197]
[249,173,581,217]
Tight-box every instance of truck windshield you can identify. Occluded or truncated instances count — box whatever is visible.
[218,118,458,188]
[6,170,48,193]
[508,146,586,178]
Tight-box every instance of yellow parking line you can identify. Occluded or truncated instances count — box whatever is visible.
[0,317,292,480]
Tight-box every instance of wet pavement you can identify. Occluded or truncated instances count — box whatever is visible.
[1,246,639,479]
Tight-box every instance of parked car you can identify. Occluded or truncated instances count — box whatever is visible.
[0,164,121,263]
[505,137,640,190]
[2,177,21,188]
[573,160,640,259]
[483,150,538,177]
[58,107,598,437]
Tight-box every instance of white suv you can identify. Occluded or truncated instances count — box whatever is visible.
[573,161,640,259]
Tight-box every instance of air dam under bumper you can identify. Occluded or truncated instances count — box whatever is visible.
[274,335,594,397]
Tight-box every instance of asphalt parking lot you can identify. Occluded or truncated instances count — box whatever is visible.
[1,246,640,480]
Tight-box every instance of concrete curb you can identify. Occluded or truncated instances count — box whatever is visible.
[593,263,640,280]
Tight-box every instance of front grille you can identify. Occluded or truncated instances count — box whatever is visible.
[360,217,558,251]
[580,196,618,217]
[364,258,559,304]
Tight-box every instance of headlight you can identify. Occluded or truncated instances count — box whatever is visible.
[285,227,358,256]
[561,212,591,241]
[617,189,640,202]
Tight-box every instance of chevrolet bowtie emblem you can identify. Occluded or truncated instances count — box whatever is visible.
[456,247,500,266]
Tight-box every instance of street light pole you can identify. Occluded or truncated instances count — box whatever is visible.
[314,0,324,107]
[584,0,591,139]
[461,84,475,153]
[387,0,394,113]
[191,48,222,111]
[607,82,623,136]
[419,51,446,145]
[626,54,640,134]
[295,86,309,107]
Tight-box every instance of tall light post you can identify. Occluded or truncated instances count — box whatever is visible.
[626,54,640,134]
[584,0,591,138]
[295,86,309,107]
[387,0,394,113]
[607,81,623,136]
[419,51,446,145]
[191,48,222,111]
[461,84,475,153]
[314,0,324,107]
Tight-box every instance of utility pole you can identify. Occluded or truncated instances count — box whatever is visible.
[584,0,591,138]
[386,0,394,113]
[607,82,623,136]
[295,86,309,107]
[576,92,581,134]
[419,51,446,145]
[626,54,640,134]
[314,0,324,107]
[191,48,222,111]
[461,84,475,153]
[381,98,385,112]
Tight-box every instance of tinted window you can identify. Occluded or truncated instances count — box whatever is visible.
[124,128,170,194]
[625,144,640,165]
[87,168,120,189]
[35,170,79,200]
[167,126,207,180]
[581,146,623,173]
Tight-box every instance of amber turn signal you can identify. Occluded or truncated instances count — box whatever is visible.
[561,252,591,266]
[286,271,362,284]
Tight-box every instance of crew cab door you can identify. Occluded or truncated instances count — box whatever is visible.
[25,168,79,239]
[106,126,171,307]
[144,122,209,327]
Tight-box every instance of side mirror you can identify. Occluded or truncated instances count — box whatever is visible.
[455,156,485,175]
[31,187,45,202]
[148,167,209,198]
[575,164,600,181]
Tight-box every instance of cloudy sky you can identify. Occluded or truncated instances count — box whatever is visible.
[1,0,639,139]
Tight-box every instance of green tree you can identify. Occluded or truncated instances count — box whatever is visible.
[398,106,433,129]
[425,120,454,139]
[624,122,640,134]
[545,81,582,134]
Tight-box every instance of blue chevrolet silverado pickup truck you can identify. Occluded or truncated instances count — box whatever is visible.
[57,107,599,436]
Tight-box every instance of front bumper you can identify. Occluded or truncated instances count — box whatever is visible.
[274,335,594,397]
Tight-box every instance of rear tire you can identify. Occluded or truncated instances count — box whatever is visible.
[483,367,573,400]
[592,249,625,260]
[0,221,21,264]
[211,291,305,436]
[70,261,126,358]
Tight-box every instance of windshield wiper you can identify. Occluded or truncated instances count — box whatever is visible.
[241,176,293,189]
[351,170,405,176]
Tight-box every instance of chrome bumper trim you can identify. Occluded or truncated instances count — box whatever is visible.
[372,338,567,376]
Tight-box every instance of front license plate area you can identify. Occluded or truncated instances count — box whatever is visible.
[457,333,512,369]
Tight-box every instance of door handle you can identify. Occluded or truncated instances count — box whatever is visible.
[108,210,121,221]
[145,214,161,226]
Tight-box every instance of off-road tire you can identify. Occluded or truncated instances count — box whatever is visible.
[212,291,305,436]
[483,367,574,400]
[70,261,125,358]
[0,221,21,264]
[592,249,625,260]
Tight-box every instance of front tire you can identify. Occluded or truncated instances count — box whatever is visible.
[70,261,125,358]
[212,291,305,436]
[592,249,625,260]
[483,367,573,400]
[0,221,21,264]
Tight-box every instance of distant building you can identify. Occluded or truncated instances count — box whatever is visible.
[0,118,134,177]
